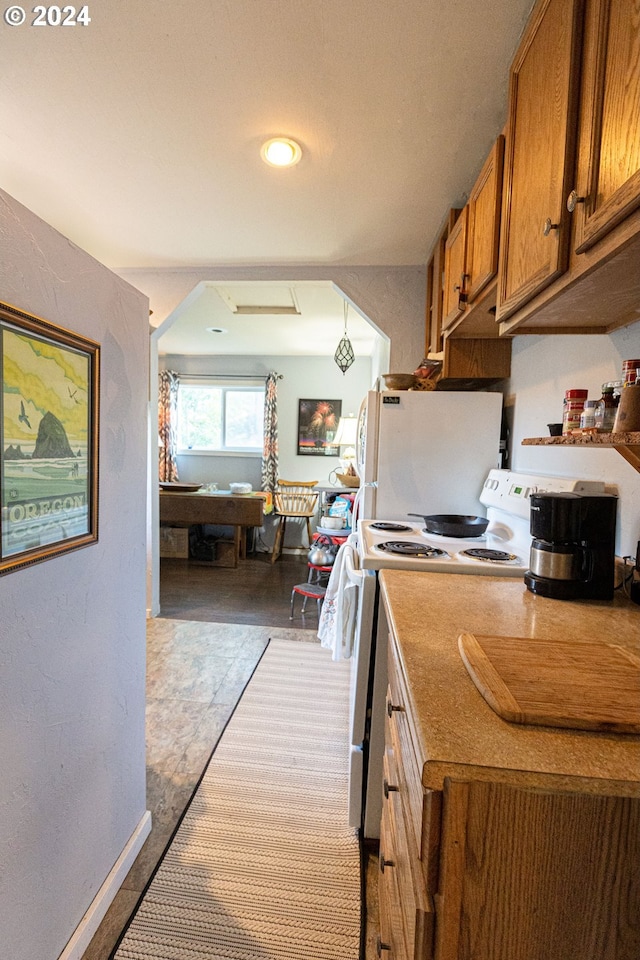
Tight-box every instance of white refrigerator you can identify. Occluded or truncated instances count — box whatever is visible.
[355,389,503,519]
[347,388,503,838]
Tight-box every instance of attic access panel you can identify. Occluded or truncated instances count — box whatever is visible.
[215,284,301,315]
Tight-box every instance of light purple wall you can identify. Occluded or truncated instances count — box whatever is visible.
[0,190,149,960]
[121,264,426,374]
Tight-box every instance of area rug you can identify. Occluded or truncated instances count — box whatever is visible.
[114,638,361,960]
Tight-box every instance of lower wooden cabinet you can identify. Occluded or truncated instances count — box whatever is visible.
[379,746,434,960]
[378,629,640,960]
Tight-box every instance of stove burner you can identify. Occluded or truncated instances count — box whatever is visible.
[370,522,412,532]
[461,548,518,563]
[377,540,448,558]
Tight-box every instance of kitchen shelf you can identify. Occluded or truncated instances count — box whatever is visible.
[522,432,640,472]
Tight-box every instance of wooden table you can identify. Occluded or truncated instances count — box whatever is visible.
[159,491,265,567]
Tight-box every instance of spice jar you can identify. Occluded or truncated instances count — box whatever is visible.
[562,388,588,435]
[594,383,618,433]
[622,359,640,386]
[579,400,598,433]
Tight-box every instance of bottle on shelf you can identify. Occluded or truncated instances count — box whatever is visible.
[594,383,618,433]
[579,400,598,433]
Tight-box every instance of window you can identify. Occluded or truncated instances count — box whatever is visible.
[177,380,264,454]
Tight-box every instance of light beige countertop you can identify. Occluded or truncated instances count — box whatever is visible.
[379,570,640,796]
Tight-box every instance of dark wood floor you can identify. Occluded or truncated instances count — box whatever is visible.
[159,552,321,629]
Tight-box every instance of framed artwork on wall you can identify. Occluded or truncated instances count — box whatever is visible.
[0,301,100,575]
[297,398,342,456]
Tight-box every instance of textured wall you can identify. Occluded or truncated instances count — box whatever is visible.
[0,190,149,960]
[121,263,426,373]
[509,324,640,558]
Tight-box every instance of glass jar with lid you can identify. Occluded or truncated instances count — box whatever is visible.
[562,388,588,435]
[580,400,598,433]
[594,382,619,433]
[622,359,640,386]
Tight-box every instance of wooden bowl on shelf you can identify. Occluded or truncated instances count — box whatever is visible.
[382,373,418,391]
[336,472,360,488]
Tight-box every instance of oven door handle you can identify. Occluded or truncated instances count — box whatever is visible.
[344,549,365,586]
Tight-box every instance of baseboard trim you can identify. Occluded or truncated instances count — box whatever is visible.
[57,809,152,960]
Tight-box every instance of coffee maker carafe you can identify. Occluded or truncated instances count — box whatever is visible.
[524,492,617,600]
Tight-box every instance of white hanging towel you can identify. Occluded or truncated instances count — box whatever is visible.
[318,533,359,661]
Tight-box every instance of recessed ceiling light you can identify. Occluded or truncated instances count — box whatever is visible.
[206,327,228,334]
[260,138,302,167]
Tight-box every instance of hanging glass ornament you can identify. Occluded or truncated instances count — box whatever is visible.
[334,302,355,374]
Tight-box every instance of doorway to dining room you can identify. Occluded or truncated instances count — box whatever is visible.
[150,278,387,621]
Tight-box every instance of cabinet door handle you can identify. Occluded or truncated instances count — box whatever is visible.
[379,852,395,873]
[542,217,559,236]
[383,778,399,799]
[387,699,404,718]
[377,935,391,955]
[566,189,586,213]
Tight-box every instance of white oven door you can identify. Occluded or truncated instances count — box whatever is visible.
[344,548,377,830]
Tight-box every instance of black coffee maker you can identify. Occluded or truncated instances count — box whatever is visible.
[524,491,617,600]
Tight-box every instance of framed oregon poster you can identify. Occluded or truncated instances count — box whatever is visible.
[0,301,100,574]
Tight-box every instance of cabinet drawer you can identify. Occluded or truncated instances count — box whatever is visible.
[381,752,434,960]
[379,812,407,960]
[386,667,442,899]
[386,663,423,846]
[380,756,410,960]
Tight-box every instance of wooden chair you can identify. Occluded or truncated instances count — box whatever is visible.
[271,480,319,563]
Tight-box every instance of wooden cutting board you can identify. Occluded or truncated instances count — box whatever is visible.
[458,633,640,733]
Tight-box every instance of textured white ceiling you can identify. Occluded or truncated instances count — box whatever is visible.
[1,0,532,272]
[157,281,382,357]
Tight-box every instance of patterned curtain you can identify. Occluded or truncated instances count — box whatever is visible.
[158,370,180,482]
[261,372,279,493]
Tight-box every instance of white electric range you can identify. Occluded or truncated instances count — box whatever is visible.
[348,469,607,839]
[359,468,607,575]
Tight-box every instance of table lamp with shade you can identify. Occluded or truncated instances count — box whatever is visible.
[333,415,358,472]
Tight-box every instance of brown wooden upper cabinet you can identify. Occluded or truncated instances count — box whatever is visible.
[425,201,512,386]
[466,135,505,303]
[497,0,640,333]
[442,207,469,330]
[442,136,505,335]
[573,0,640,253]
[497,0,584,322]
[425,208,461,355]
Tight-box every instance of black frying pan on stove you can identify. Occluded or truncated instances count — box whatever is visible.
[407,513,489,538]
